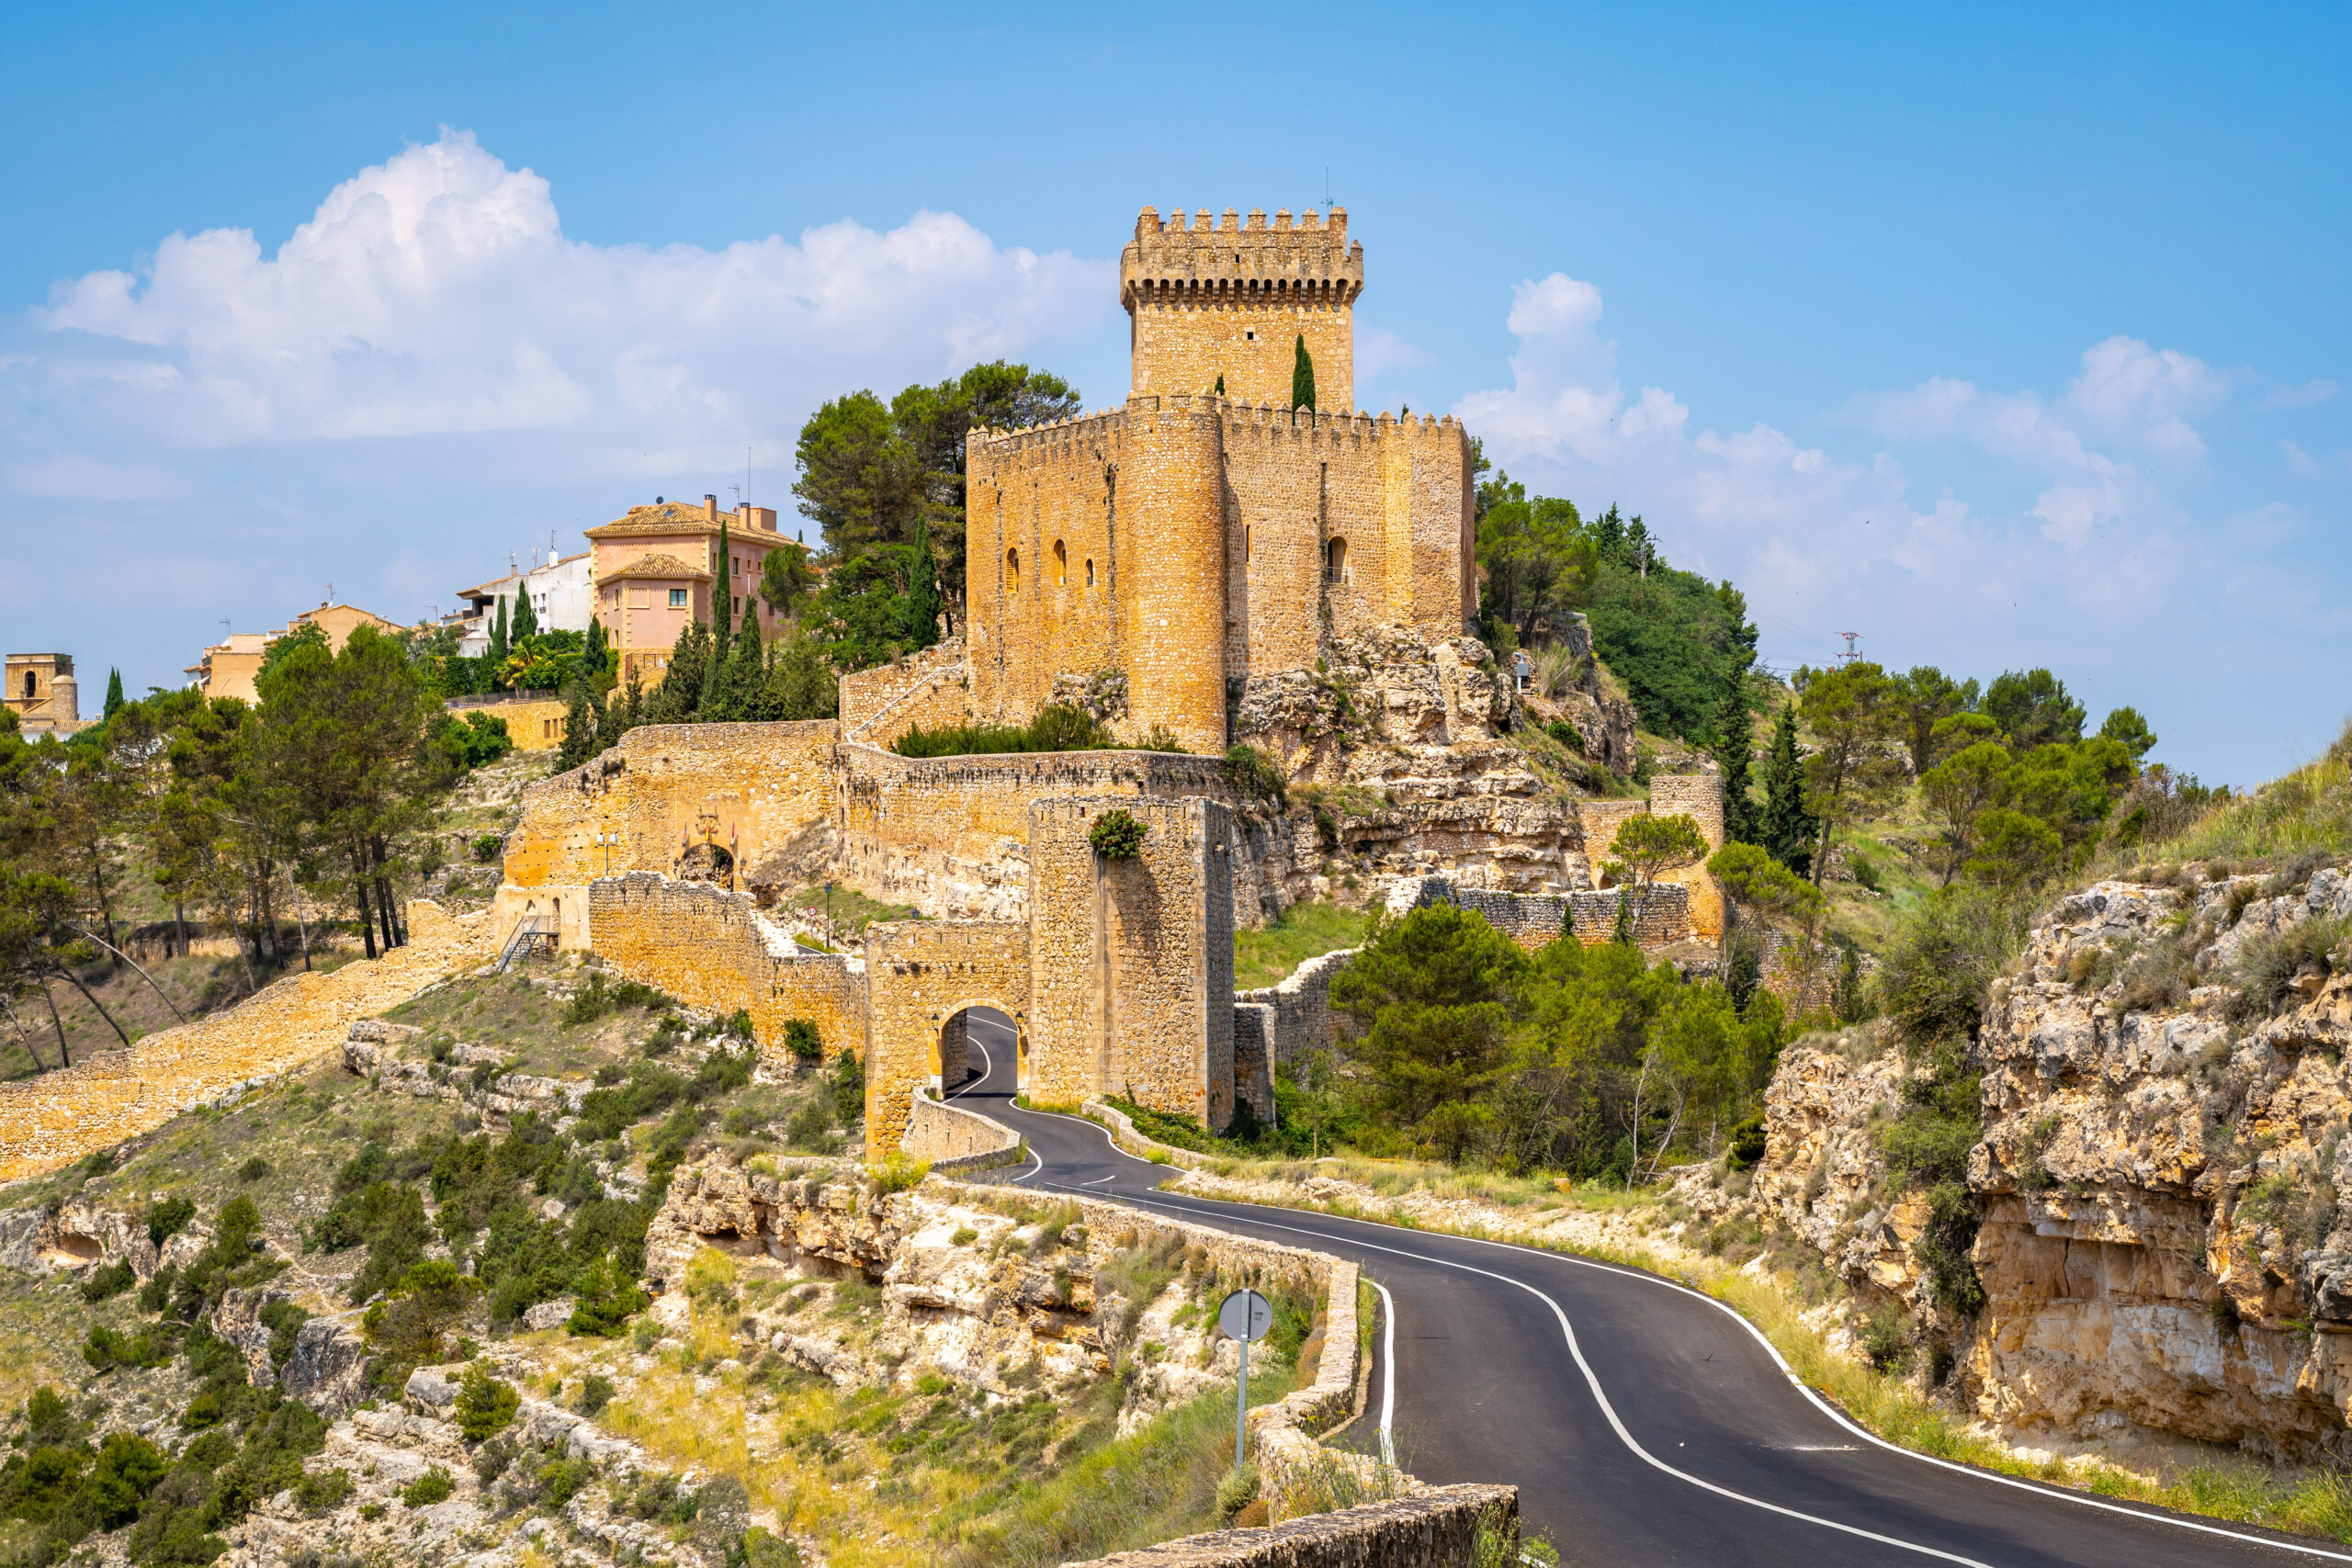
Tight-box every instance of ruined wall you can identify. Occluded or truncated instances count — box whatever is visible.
[1027,796,1237,1128]
[899,1086,1023,1172]
[1231,1005,1274,1123]
[833,741,1228,921]
[838,637,970,747]
[1647,773,1728,941]
[0,902,497,1183]
[1405,876,1693,950]
[448,696,571,750]
[499,721,841,948]
[586,874,867,1068]
[1238,947,1356,1066]
[860,920,1030,1162]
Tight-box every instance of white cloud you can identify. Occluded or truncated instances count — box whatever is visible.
[20,129,1116,459]
[2262,378,2341,410]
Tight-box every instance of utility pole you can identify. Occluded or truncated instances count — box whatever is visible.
[1838,632,1861,663]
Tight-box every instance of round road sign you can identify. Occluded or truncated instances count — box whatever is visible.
[1216,1288,1273,1344]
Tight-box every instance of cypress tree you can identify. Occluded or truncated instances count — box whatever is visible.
[102,669,125,720]
[510,581,538,641]
[557,682,599,772]
[904,515,943,650]
[1759,702,1819,876]
[1291,335,1316,412]
[584,615,608,678]
[710,521,732,671]
[649,617,709,724]
[487,597,509,682]
[1713,668,1758,846]
[725,593,766,719]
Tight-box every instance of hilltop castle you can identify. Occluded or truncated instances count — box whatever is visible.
[959,207,1475,752]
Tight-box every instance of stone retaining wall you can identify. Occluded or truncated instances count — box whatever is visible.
[899,1085,1023,1172]
[1408,877,1692,949]
[1062,1486,1520,1568]
[1238,947,1356,1066]
[0,901,497,1184]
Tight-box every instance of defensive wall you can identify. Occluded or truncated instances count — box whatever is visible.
[1426,881,1695,949]
[837,637,970,748]
[1238,947,1357,1067]
[1122,205,1363,411]
[899,1086,1023,1173]
[1025,796,1236,1131]
[1061,1488,1520,1568]
[584,874,868,1068]
[860,919,1030,1160]
[0,902,498,1184]
[964,396,1472,752]
[447,695,571,750]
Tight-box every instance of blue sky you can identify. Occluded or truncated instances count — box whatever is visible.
[3,3,2346,783]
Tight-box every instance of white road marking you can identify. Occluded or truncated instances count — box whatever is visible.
[948,1036,990,1099]
[1371,1278,1397,1468]
[1081,1174,1117,1185]
[1107,1188,2352,1566]
[1073,1188,1991,1567]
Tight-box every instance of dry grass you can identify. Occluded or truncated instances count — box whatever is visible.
[1233,903,1374,991]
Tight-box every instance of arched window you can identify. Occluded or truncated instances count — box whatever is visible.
[1053,539,1067,586]
[1085,558,1096,588]
[1006,548,1021,594]
[20,671,34,701]
[1325,536,1350,584]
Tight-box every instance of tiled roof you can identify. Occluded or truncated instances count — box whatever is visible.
[595,551,712,586]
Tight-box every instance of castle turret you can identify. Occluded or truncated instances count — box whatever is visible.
[1123,206,1363,411]
[1121,399,1227,751]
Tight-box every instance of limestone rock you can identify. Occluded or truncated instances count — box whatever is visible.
[281,1315,369,1414]
[522,1296,576,1331]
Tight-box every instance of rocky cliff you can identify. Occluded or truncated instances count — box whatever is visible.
[1726,861,2352,1464]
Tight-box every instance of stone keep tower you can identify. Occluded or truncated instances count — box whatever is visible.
[1124,207,1363,408]
[962,206,1473,756]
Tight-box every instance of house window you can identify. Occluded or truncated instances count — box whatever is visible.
[1325,536,1350,584]
[1006,548,1021,594]
[732,557,740,577]
[1053,539,1067,586]
[732,595,741,615]
[669,588,689,608]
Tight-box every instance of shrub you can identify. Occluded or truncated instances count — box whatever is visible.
[2233,915,2348,1018]
[1215,1462,1261,1518]
[469,833,504,863]
[296,1466,354,1514]
[568,1253,649,1337]
[1089,808,1147,861]
[740,1525,804,1568]
[147,1195,197,1247]
[84,1324,175,1371]
[454,1363,519,1442]
[1918,1179,1986,1315]
[1860,1303,1913,1372]
[238,1156,269,1182]
[867,1153,930,1195]
[577,1372,616,1417]
[401,1465,455,1508]
[1221,744,1288,806]
[1725,1116,1767,1171]
[894,703,1113,759]
[565,970,617,1027]
[537,1457,593,1506]
[782,1018,823,1063]
[79,1258,137,1303]
[1546,718,1585,754]
[725,1008,756,1042]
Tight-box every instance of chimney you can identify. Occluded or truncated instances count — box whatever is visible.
[705,494,718,521]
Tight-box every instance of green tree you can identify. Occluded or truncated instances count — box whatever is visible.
[1605,813,1710,931]
[903,513,944,649]
[509,585,538,642]
[557,683,602,773]
[1758,703,1818,875]
[1889,666,1979,775]
[2097,705,2157,761]
[1982,668,2084,751]
[710,520,732,671]
[583,616,609,680]
[1965,807,2063,896]
[766,635,839,722]
[1793,661,1903,885]
[719,594,767,721]
[1291,335,1317,412]
[1919,740,2013,886]
[759,544,815,621]
[642,618,711,726]
[1329,904,1525,1157]
[101,670,125,720]
[486,597,509,674]
[1474,482,1593,650]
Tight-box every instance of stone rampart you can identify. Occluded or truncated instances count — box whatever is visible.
[1028,796,1235,1128]
[860,920,1031,1161]
[0,901,497,1183]
[1232,1005,1275,1123]
[839,637,969,746]
[1410,879,1693,949]
[899,1087,1022,1172]
[1238,948,1357,1066]
[833,742,1228,921]
[585,874,867,1069]
[1061,1487,1520,1568]
[448,695,571,750]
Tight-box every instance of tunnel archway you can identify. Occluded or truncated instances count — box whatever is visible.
[937,1004,1023,1097]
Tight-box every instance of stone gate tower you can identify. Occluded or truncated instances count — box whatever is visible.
[962,206,1475,755]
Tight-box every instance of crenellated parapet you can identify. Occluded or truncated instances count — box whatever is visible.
[1123,205,1363,410]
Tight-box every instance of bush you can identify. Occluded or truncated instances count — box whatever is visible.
[469,833,504,863]
[1215,1463,1261,1518]
[894,703,1113,759]
[1725,1116,1767,1171]
[725,1009,756,1042]
[577,1372,616,1417]
[84,1324,175,1371]
[79,1258,137,1303]
[237,1156,269,1182]
[296,1467,354,1514]
[1221,744,1288,806]
[1860,1303,1913,1372]
[1545,719,1584,754]
[147,1195,197,1247]
[2234,915,2349,1018]
[537,1457,593,1506]
[567,1253,649,1337]
[867,1153,930,1195]
[565,970,617,1027]
[454,1363,519,1442]
[740,1525,805,1568]
[401,1465,455,1508]
[1089,808,1147,861]
[783,1018,823,1064]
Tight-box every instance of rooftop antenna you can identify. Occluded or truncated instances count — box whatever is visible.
[1321,164,1334,219]
[1838,632,1862,663]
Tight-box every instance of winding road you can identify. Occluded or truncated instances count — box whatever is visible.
[944,1010,2343,1566]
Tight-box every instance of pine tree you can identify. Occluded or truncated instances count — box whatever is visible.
[648,618,710,724]
[510,582,538,641]
[1759,702,1819,876]
[1292,335,1316,412]
[102,669,125,720]
[1713,668,1758,846]
[557,682,600,772]
[904,514,943,649]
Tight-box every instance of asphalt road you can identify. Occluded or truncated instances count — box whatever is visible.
[944,1009,2348,1567]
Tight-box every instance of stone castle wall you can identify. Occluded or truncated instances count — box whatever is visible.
[1026,796,1236,1128]
[1062,1488,1520,1568]
[832,741,1228,922]
[585,874,868,1068]
[1238,947,1357,1066]
[1122,205,1362,410]
[838,637,970,747]
[898,1085,1022,1172]
[860,920,1030,1161]
[0,902,498,1184]
[1410,878,1695,950]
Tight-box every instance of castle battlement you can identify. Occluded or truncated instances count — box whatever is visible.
[1123,205,1364,410]
[1122,206,1364,308]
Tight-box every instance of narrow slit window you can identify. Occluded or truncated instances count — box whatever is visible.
[1085,558,1096,588]
[1325,536,1350,584]
[1053,539,1067,586]
[1006,548,1021,594]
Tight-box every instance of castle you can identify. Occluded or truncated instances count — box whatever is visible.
[481,207,1722,1163]
[963,207,1474,752]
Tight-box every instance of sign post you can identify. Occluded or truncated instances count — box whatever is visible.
[1216,1288,1273,1471]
